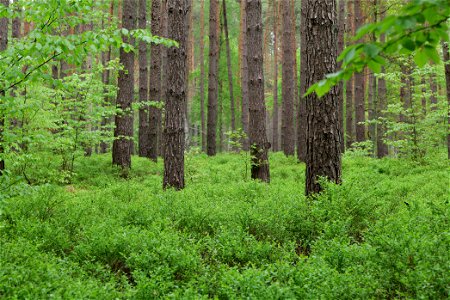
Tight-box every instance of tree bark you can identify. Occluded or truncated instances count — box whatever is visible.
[246,0,270,182]
[376,5,388,158]
[305,0,342,195]
[442,40,450,159]
[430,72,437,110]
[163,0,188,190]
[199,0,206,152]
[138,0,149,157]
[297,0,307,162]
[112,0,136,170]
[272,0,279,152]
[354,0,365,142]
[240,0,250,151]
[160,0,168,157]
[345,0,354,149]
[337,0,345,153]
[148,0,162,161]
[281,0,295,156]
[206,0,220,156]
[0,0,8,175]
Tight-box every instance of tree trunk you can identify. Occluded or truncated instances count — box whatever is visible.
[148,0,162,161]
[354,0,365,142]
[240,0,250,151]
[199,0,206,152]
[206,0,220,156]
[337,0,345,153]
[222,0,236,134]
[272,0,279,152]
[112,0,136,170]
[376,5,388,158]
[138,0,149,157]
[281,0,295,156]
[160,0,168,157]
[442,41,450,159]
[430,72,437,110]
[345,0,354,149]
[0,0,8,175]
[305,0,342,195]
[246,0,270,182]
[297,0,307,162]
[163,0,188,190]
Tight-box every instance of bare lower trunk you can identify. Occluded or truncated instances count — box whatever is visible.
[0,0,8,174]
[240,0,250,151]
[272,0,279,152]
[442,41,450,159]
[199,0,206,152]
[138,0,149,157]
[297,0,307,162]
[354,0,365,142]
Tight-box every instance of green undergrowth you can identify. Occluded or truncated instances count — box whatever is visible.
[1,152,449,299]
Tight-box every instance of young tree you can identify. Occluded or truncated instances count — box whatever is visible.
[222,0,236,133]
[207,0,220,156]
[272,0,279,152]
[281,0,295,156]
[240,0,250,151]
[0,0,8,174]
[163,0,188,190]
[112,0,136,170]
[148,0,162,161]
[305,0,342,195]
[246,0,270,182]
[354,0,366,142]
[199,0,206,152]
[138,0,149,157]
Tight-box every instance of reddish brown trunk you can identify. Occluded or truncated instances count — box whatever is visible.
[272,0,279,152]
[222,0,235,132]
[199,0,206,152]
[297,0,307,162]
[138,0,149,157]
[442,41,450,159]
[338,0,345,153]
[354,0,365,142]
[240,0,250,151]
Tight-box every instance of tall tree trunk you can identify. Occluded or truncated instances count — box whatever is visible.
[337,0,345,153]
[291,0,299,154]
[163,0,188,190]
[246,0,270,182]
[272,0,279,152]
[354,0,365,142]
[112,0,136,170]
[442,40,450,159]
[160,0,168,157]
[368,71,376,149]
[206,0,220,156]
[148,0,162,161]
[345,0,354,149]
[199,0,206,152]
[376,5,388,158]
[305,0,342,195]
[281,0,295,156]
[0,0,8,175]
[430,72,437,110]
[222,0,235,133]
[297,0,307,162]
[421,77,427,115]
[138,0,149,157]
[240,0,250,151]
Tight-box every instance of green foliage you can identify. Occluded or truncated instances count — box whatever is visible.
[1,153,448,298]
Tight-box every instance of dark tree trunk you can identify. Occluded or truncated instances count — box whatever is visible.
[222,0,236,133]
[272,0,279,152]
[305,0,342,195]
[442,41,450,159]
[0,0,8,175]
[281,0,295,156]
[337,0,345,153]
[148,0,162,161]
[240,0,250,151]
[345,0,354,149]
[376,6,388,157]
[206,0,220,156]
[160,0,168,157]
[163,0,188,190]
[421,77,427,115]
[112,0,136,170]
[430,72,437,110]
[354,0,365,142]
[138,0,149,157]
[199,0,206,152]
[246,0,270,182]
[297,0,307,162]
[368,71,376,148]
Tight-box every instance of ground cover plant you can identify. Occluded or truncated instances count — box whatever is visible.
[1,151,448,299]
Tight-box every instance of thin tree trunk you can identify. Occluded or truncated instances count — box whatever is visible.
[138,0,149,157]
[345,0,354,149]
[206,0,220,156]
[430,72,437,110]
[163,0,188,190]
[199,0,206,152]
[272,0,279,152]
[291,0,299,153]
[337,0,345,153]
[305,0,342,195]
[297,0,307,162]
[240,0,250,151]
[376,5,388,158]
[149,0,162,161]
[0,0,8,174]
[281,0,295,156]
[442,40,450,159]
[246,0,270,182]
[160,0,168,157]
[354,0,365,142]
[112,0,136,170]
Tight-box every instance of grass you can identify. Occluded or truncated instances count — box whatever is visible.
[0,151,449,299]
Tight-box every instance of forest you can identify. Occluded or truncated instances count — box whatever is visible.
[0,0,449,298]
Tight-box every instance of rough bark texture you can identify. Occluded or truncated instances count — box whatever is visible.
[138,0,149,157]
[376,7,388,157]
[281,0,295,156]
[337,0,345,153]
[354,0,365,142]
[368,71,376,147]
[305,0,342,195]
[246,0,270,182]
[272,0,279,152]
[297,0,307,162]
[345,0,354,149]
[112,0,136,170]
[163,0,188,190]
[0,0,8,174]
[240,0,250,151]
[206,0,220,156]
[199,0,206,152]
[223,0,236,133]
[148,0,162,161]
[160,0,168,157]
[442,41,450,159]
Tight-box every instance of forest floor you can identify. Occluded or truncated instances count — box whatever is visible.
[0,151,449,299]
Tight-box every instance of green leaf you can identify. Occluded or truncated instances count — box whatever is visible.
[414,49,428,67]
[424,45,440,63]
[367,60,381,73]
